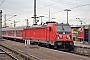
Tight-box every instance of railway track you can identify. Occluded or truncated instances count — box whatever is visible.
[0,48,18,60]
[55,46,90,57]
[2,39,90,58]
[0,44,41,60]
[1,39,90,60]
[37,41,90,57]
[37,43,90,58]
[72,46,90,57]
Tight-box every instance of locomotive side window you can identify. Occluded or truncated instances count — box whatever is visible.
[56,25,70,34]
[49,27,52,32]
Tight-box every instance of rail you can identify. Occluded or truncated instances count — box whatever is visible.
[73,46,90,57]
[0,44,41,60]
[0,48,18,60]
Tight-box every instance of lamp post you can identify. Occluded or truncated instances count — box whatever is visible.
[51,18,56,20]
[76,18,82,25]
[64,9,71,24]
[39,16,44,25]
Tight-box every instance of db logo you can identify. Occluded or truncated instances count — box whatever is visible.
[63,35,66,38]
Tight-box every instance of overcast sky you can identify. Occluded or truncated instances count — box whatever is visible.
[0,0,90,27]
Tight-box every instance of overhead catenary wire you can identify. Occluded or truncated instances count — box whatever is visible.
[45,0,90,15]
[0,0,5,6]
[19,0,80,15]
[27,3,90,24]
[14,0,90,18]
[18,1,57,15]
[21,0,90,18]
[17,0,78,16]
[51,0,78,5]
[42,3,90,18]
[3,0,90,26]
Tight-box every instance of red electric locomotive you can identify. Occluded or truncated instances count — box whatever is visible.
[2,22,74,50]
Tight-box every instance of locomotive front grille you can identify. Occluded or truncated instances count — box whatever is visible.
[55,41,74,48]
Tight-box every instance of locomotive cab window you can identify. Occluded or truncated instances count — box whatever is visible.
[56,25,70,34]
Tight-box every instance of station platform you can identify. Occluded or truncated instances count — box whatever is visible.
[74,41,90,48]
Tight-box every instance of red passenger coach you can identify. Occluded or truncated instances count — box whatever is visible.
[2,27,25,40]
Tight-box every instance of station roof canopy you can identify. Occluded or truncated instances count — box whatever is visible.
[71,25,82,28]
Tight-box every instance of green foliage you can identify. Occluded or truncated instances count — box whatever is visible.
[28,56,32,59]
[73,28,78,32]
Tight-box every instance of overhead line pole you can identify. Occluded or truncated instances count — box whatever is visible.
[0,10,2,39]
[49,8,50,22]
[32,0,39,25]
[14,20,15,27]
[14,20,20,27]
[4,14,6,27]
[34,0,36,24]
[25,19,29,26]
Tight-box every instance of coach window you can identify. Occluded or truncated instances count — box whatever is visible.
[3,31,6,34]
[49,27,52,32]
[16,30,22,34]
[8,30,14,34]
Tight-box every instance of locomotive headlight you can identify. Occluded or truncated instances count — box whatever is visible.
[67,35,70,39]
[69,36,70,39]
[57,36,60,39]
[57,35,60,39]
[57,35,62,39]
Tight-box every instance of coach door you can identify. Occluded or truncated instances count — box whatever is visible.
[23,29,26,39]
[14,30,16,38]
